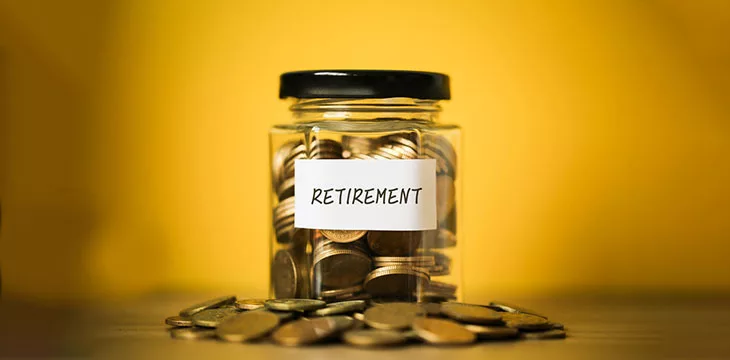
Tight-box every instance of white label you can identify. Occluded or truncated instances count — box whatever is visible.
[294,159,437,231]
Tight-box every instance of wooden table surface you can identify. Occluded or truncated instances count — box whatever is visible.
[2,293,729,359]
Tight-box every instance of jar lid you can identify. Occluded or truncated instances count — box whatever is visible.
[279,70,450,100]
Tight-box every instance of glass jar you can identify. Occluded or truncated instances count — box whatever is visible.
[269,70,461,304]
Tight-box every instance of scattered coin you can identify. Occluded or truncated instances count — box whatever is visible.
[463,324,520,340]
[500,312,552,331]
[440,302,503,325]
[363,302,425,330]
[216,311,280,342]
[265,299,326,312]
[235,299,266,311]
[272,316,353,346]
[164,297,567,347]
[310,300,367,316]
[343,329,408,347]
[169,327,216,340]
[191,308,239,328]
[165,315,193,327]
[411,318,475,345]
[321,229,367,243]
[179,295,236,317]
[522,329,567,340]
[488,301,547,318]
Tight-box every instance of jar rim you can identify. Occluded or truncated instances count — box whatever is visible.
[279,70,450,100]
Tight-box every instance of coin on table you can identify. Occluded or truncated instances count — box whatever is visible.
[165,315,193,327]
[488,301,547,318]
[191,308,239,328]
[550,322,565,330]
[500,312,552,331]
[235,298,267,310]
[265,299,326,312]
[310,300,367,316]
[179,295,236,317]
[272,316,353,346]
[363,266,430,298]
[216,310,280,342]
[271,250,298,299]
[462,324,520,340]
[411,318,475,345]
[320,229,367,243]
[440,302,503,325]
[343,329,408,347]
[367,231,422,256]
[522,329,567,340]
[169,327,216,340]
[363,302,425,330]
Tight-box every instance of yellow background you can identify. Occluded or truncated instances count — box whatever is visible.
[1,0,728,301]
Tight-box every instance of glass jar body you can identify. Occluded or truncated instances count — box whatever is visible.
[269,98,461,303]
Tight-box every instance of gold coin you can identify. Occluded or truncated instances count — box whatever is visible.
[191,308,239,328]
[363,266,429,298]
[463,324,520,340]
[440,302,503,325]
[312,249,371,289]
[235,299,266,311]
[487,301,547,318]
[165,315,193,327]
[412,318,475,344]
[310,300,367,317]
[500,312,552,331]
[272,316,353,346]
[215,310,280,342]
[265,299,326,312]
[320,229,367,243]
[363,302,425,330]
[343,329,407,347]
[179,295,236,317]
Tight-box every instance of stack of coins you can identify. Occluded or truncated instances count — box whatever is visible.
[271,133,459,301]
[165,296,567,346]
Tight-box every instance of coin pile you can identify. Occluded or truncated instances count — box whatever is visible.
[165,296,567,346]
[271,133,459,301]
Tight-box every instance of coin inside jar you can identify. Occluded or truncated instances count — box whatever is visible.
[363,266,429,298]
[320,229,367,243]
[271,250,298,298]
[312,249,372,289]
[367,231,422,256]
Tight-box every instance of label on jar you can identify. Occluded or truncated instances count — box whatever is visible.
[294,159,437,230]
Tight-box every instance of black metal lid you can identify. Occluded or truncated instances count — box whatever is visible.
[279,70,450,100]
